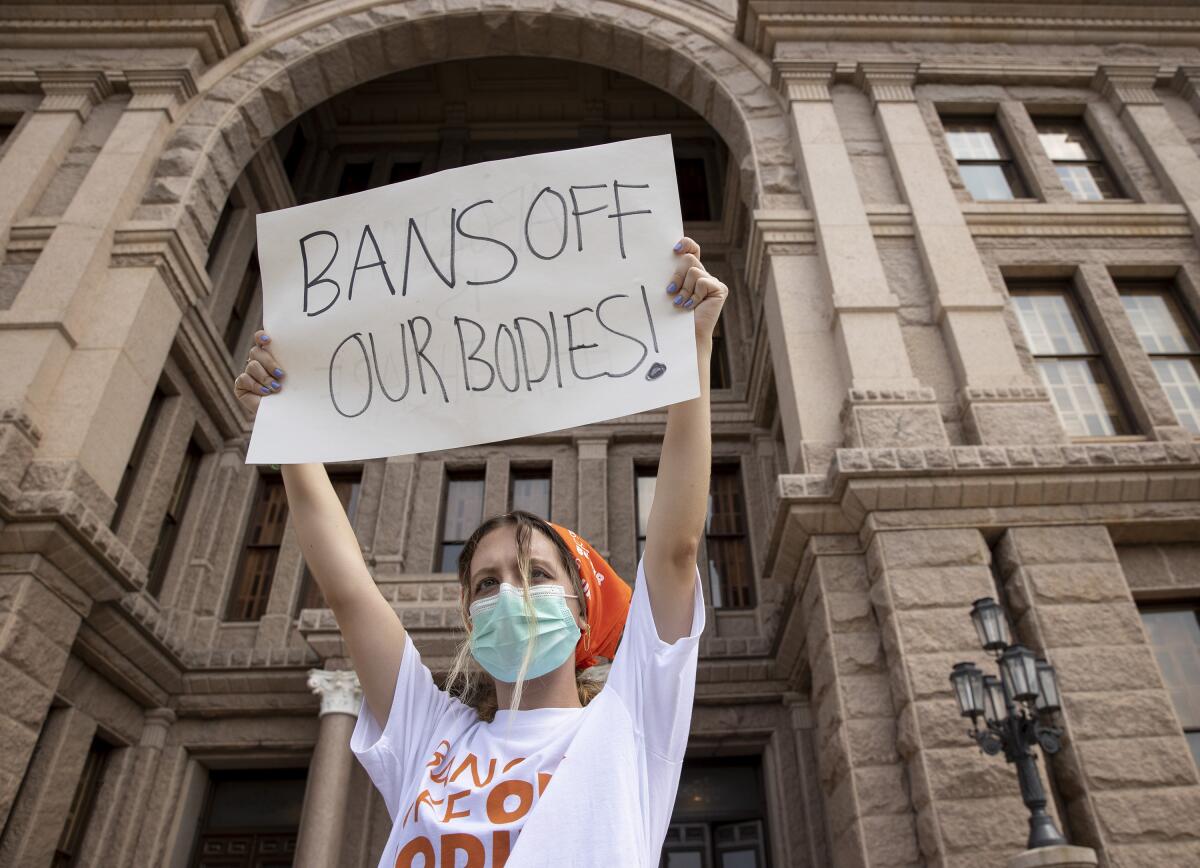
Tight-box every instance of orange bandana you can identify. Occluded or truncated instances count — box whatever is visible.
[550,524,633,670]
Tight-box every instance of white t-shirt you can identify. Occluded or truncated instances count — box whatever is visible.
[350,558,705,868]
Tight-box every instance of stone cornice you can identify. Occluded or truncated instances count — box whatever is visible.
[111,223,210,310]
[855,61,919,107]
[0,4,245,66]
[125,68,200,120]
[744,208,815,289]
[770,60,835,103]
[33,69,111,119]
[1094,63,1162,108]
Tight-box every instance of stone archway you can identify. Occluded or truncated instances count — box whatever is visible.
[135,0,800,253]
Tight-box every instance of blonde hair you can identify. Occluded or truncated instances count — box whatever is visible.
[445,511,601,722]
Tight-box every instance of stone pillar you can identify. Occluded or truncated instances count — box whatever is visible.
[1098,66,1200,245]
[0,705,97,865]
[799,536,919,868]
[771,60,946,449]
[0,68,197,501]
[866,527,1034,866]
[856,62,1064,447]
[575,437,610,558]
[782,693,829,868]
[994,526,1200,867]
[369,454,419,580]
[72,708,175,868]
[296,669,362,868]
[0,562,88,830]
[0,71,111,258]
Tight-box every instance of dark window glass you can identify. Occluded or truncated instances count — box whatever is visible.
[111,387,167,530]
[282,125,307,180]
[1139,604,1200,767]
[509,469,551,520]
[337,160,374,195]
[1010,285,1130,437]
[711,318,731,389]
[675,156,712,221]
[205,198,237,272]
[1118,282,1200,435]
[662,758,768,868]
[223,252,260,355]
[147,439,203,597]
[941,116,1028,201]
[189,769,306,868]
[635,464,755,609]
[296,472,362,611]
[226,475,289,621]
[439,470,485,572]
[389,161,424,184]
[0,122,15,151]
[1034,117,1122,201]
[52,737,110,868]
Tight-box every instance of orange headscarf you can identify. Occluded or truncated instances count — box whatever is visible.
[550,524,633,670]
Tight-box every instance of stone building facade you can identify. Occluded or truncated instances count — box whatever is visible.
[2,0,1200,866]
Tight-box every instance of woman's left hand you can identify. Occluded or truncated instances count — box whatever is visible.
[667,237,728,341]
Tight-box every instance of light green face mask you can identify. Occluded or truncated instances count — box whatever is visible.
[468,583,581,683]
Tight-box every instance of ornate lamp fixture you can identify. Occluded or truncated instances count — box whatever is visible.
[949,597,1067,850]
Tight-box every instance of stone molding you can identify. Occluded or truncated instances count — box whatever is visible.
[139,708,175,749]
[1172,65,1200,108]
[854,61,919,107]
[771,60,835,103]
[744,208,815,289]
[33,70,111,120]
[111,223,211,310]
[0,10,241,65]
[0,406,42,445]
[1008,845,1098,868]
[1093,64,1162,108]
[124,68,199,120]
[958,385,1050,405]
[308,668,362,717]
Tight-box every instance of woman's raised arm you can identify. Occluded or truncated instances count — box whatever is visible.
[236,330,406,727]
[641,238,728,643]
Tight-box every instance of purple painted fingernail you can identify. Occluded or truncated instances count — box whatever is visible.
[674,295,684,306]
[260,334,270,343]
[274,368,284,378]
[673,240,683,251]
[270,381,280,390]
[666,282,677,294]
[684,298,695,309]
[260,386,270,394]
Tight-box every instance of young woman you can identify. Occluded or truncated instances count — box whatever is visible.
[234,237,728,867]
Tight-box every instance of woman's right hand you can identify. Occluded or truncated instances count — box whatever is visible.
[234,330,285,416]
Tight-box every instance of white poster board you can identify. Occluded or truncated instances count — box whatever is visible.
[247,135,696,464]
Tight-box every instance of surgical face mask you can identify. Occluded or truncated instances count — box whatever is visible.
[468,583,581,683]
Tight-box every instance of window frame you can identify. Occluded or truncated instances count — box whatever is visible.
[146,438,204,598]
[940,113,1030,201]
[1116,280,1200,435]
[508,466,553,520]
[295,470,363,612]
[52,736,110,868]
[437,468,487,573]
[111,387,168,531]
[225,472,290,622]
[1031,114,1124,201]
[1009,282,1133,438]
[1137,601,1200,768]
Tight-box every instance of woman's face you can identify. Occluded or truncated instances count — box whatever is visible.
[465,524,584,630]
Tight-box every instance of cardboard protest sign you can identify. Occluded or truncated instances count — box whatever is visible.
[247,135,696,464]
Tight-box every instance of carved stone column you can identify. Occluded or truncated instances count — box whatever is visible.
[296,669,363,868]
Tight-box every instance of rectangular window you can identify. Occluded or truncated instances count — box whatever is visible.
[634,464,754,609]
[711,319,732,390]
[674,156,713,221]
[663,758,768,868]
[1118,282,1200,435]
[147,439,203,598]
[226,475,289,621]
[52,737,110,868]
[439,470,485,572]
[1034,117,1122,201]
[191,768,306,868]
[942,115,1028,201]
[1011,286,1129,437]
[389,160,424,185]
[337,160,374,196]
[1138,604,1200,767]
[296,472,362,611]
[111,387,167,530]
[223,252,260,355]
[509,468,551,520]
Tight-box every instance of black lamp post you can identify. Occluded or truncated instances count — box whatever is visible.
[949,597,1067,850]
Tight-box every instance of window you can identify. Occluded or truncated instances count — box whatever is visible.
[296,472,362,611]
[147,440,203,598]
[634,464,755,609]
[1034,117,1122,201]
[439,470,485,572]
[509,468,551,520]
[190,769,306,868]
[1118,283,1200,434]
[941,115,1028,201]
[223,252,260,355]
[1138,604,1200,767]
[336,160,374,195]
[0,121,15,152]
[111,387,167,530]
[205,197,238,273]
[226,475,289,621]
[52,737,110,868]
[675,156,712,221]
[711,319,732,390]
[389,160,424,184]
[281,125,307,180]
[662,758,768,868]
[1011,287,1129,437]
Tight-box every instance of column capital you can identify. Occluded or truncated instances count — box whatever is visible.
[1093,64,1161,108]
[1172,66,1200,108]
[574,435,610,458]
[855,61,920,107]
[771,60,836,103]
[124,68,199,120]
[139,708,175,749]
[308,668,362,717]
[34,70,111,120]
